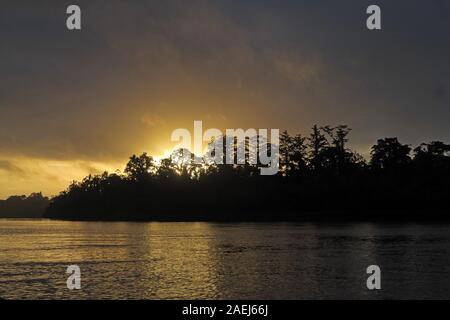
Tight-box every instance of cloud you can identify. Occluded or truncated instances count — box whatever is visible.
[0,0,449,197]
[0,160,24,175]
[141,114,166,127]
[0,156,124,199]
[274,59,322,86]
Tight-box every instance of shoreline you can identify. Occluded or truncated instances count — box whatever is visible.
[2,216,450,224]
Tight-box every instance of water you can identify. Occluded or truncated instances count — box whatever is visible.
[0,219,449,300]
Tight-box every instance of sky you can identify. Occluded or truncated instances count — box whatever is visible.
[0,0,449,198]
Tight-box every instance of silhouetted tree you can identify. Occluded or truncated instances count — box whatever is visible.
[156,158,178,180]
[413,141,450,173]
[414,141,450,158]
[371,138,411,171]
[124,153,155,181]
[320,125,352,174]
[279,130,292,175]
[308,125,328,171]
[289,134,308,175]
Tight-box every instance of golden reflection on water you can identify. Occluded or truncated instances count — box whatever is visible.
[1,220,450,299]
[0,220,223,299]
[143,222,220,299]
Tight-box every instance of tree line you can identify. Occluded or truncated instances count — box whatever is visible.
[0,193,49,218]
[45,125,450,221]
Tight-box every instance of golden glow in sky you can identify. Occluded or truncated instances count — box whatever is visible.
[1,2,449,198]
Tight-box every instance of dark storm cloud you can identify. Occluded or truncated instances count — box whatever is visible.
[0,0,449,162]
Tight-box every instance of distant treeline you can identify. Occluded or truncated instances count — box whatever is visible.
[0,193,49,218]
[45,125,450,222]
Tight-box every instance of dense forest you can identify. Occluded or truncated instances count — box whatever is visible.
[44,125,450,222]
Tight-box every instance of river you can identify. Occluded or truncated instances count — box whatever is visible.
[0,219,449,299]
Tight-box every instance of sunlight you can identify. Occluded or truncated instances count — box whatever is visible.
[153,149,174,163]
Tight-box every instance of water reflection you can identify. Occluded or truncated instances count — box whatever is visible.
[0,220,450,299]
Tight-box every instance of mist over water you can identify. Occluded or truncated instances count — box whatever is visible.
[0,220,449,300]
